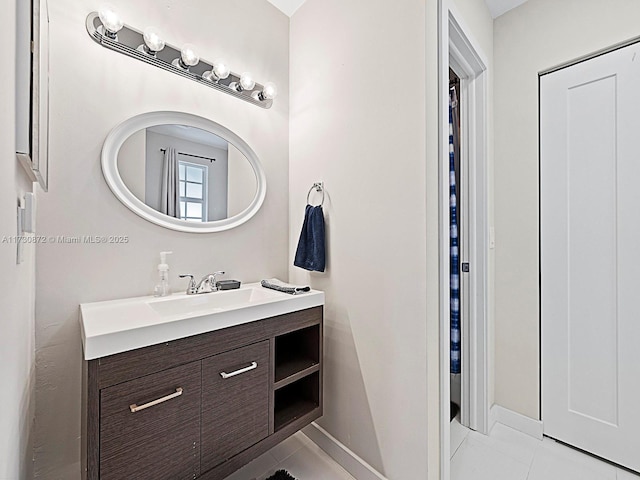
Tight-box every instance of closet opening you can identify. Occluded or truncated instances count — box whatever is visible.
[438,7,490,478]
[449,68,463,424]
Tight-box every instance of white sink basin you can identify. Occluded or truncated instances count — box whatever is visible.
[80,283,324,360]
[147,287,280,317]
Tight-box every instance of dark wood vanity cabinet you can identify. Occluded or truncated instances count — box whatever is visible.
[201,341,270,471]
[100,362,201,480]
[83,306,323,480]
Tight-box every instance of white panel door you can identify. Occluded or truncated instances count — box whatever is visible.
[541,41,640,472]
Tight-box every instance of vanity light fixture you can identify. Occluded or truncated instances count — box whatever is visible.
[86,8,276,109]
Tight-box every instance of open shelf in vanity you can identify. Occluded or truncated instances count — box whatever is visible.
[274,371,320,431]
[273,324,321,432]
[274,324,321,384]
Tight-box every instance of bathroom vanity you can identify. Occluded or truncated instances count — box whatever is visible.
[80,284,323,480]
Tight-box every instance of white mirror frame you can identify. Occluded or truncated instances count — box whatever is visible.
[102,111,267,233]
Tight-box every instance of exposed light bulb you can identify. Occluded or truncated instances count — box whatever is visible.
[239,72,255,91]
[261,82,278,100]
[203,59,231,83]
[98,4,124,39]
[142,27,165,55]
[172,44,199,70]
[212,59,231,80]
[181,44,199,66]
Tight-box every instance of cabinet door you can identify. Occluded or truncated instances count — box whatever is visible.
[100,361,201,480]
[201,340,270,471]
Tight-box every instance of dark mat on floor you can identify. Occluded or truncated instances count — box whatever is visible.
[450,401,460,421]
[265,470,297,480]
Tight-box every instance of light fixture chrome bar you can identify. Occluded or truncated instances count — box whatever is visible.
[85,12,273,109]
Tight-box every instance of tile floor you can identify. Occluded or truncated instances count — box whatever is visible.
[223,431,356,480]
[222,421,640,480]
[451,418,640,480]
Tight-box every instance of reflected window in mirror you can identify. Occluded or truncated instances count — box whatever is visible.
[143,125,229,222]
[179,161,208,222]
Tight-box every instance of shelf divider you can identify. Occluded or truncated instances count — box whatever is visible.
[274,364,320,390]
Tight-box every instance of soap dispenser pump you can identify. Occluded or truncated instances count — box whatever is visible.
[154,251,173,297]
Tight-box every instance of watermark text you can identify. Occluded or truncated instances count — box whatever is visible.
[1,235,129,245]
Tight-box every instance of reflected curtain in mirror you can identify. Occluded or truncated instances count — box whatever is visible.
[160,147,180,218]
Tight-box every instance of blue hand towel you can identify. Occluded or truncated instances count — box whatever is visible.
[294,204,326,272]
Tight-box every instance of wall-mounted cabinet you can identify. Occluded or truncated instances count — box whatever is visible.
[82,306,323,480]
[16,0,49,191]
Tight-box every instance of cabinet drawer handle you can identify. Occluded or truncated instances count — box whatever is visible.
[220,361,258,379]
[129,387,183,413]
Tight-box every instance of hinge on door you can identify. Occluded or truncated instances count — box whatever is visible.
[461,263,470,273]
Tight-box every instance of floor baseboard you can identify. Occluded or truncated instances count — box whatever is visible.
[490,404,543,440]
[302,423,388,480]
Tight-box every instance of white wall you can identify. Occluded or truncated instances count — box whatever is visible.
[290,0,434,477]
[451,0,493,51]
[0,1,36,478]
[33,1,289,477]
[493,0,640,419]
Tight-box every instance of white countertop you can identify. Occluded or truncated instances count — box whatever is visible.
[80,282,324,360]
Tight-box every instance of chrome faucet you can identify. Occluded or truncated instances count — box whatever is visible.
[178,274,197,295]
[180,271,225,295]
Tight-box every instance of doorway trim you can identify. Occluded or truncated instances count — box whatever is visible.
[438,2,490,478]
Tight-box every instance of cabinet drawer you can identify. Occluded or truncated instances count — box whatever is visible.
[201,341,270,471]
[100,361,201,480]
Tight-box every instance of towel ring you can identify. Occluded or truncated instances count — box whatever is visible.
[306,182,324,206]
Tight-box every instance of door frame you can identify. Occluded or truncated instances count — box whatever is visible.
[539,34,640,76]
[438,2,490,478]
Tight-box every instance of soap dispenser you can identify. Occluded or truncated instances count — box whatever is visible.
[154,251,173,297]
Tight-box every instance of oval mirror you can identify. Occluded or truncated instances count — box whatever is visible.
[102,111,266,233]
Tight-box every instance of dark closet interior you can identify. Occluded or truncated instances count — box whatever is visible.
[449,68,462,423]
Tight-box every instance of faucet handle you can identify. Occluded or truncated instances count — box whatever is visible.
[179,274,197,295]
[210,271,225,291]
